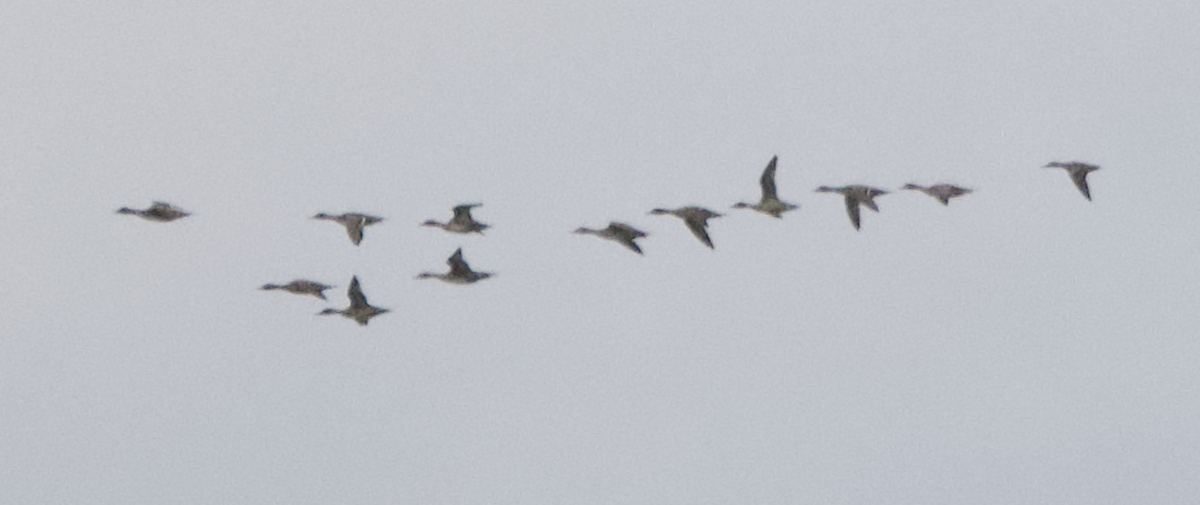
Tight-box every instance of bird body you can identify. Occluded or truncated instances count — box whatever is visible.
[902,183,972,206]
[422,204,489,234]
[574,222,648,254]
[1044,161,1099,201]
[649,206,723,249]
[732,156,799,218]
[816,185,888,230]
[318,276,388,326]
[313,212,383,245]
[117,201,190,222]
[417,247,493,284]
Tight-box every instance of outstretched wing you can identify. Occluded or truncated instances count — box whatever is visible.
[759,156,779,200]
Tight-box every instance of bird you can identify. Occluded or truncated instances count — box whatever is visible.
[815,185,888,231]
[417,247,493,284]
[116,201,190,222]
[312,212,383,246]
[260,280,333,300]
[1044,161,1100,201]
[422,203,489,234]
[649,206,723,249]
[902,183,973,206]
[318,276,389,326]
[732,155,799,218]
[573,222,648,255]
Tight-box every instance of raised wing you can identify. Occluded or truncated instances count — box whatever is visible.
[347,276,369,309]
[451,205,477,226]
[759,156,779,200]
[448,248,473,277]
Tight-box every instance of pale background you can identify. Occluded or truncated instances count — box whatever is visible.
[2,1,1198,503]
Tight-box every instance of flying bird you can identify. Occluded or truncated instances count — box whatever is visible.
[318,276,389,326]
[1044,161,1100,201]
[901,183,973,206]
[649,206,723,249]
[261,280,334,300]
[574,222,648,255]
[313,212,383,246]
[815,185,888,231]
[422,203,490,234]
[417,247,494,284]
[732,155,799,218]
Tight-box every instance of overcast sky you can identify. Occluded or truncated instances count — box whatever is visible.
[3,1,1199,503]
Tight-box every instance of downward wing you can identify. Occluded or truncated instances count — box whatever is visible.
[684,218,715,249]
[844,195,862,231]
[1071,171,1092,201]
[345,219,365,245]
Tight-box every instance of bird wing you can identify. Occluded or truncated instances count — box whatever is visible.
[859,194,880,213]
[684,218,715,249]
[610,222,646,238]
[143,202,180,220]
[345,219,364,245]
[451,205,475,227]
[844,195,862,230]
[1070,171,1092,201]
[759,156,779,200]
[348,276,369,309]
[448,248,473,277]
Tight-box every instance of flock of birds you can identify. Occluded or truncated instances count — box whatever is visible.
[117,158,1101,326]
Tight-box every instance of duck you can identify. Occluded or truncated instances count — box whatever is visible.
[574,222,648,255]
[1044,161,1100,201]
[648,206,723,249]
[901,183,973,206]
[732,155,799,218]
[312,212,383,246]
[421,203,489,234]
[318,276,389,326]
[417,247,493,284]
[815,185,888,231]
[116,201,190,222]
[260,280,333,300]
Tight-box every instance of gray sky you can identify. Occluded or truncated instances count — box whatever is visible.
[3,1,1199,503]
